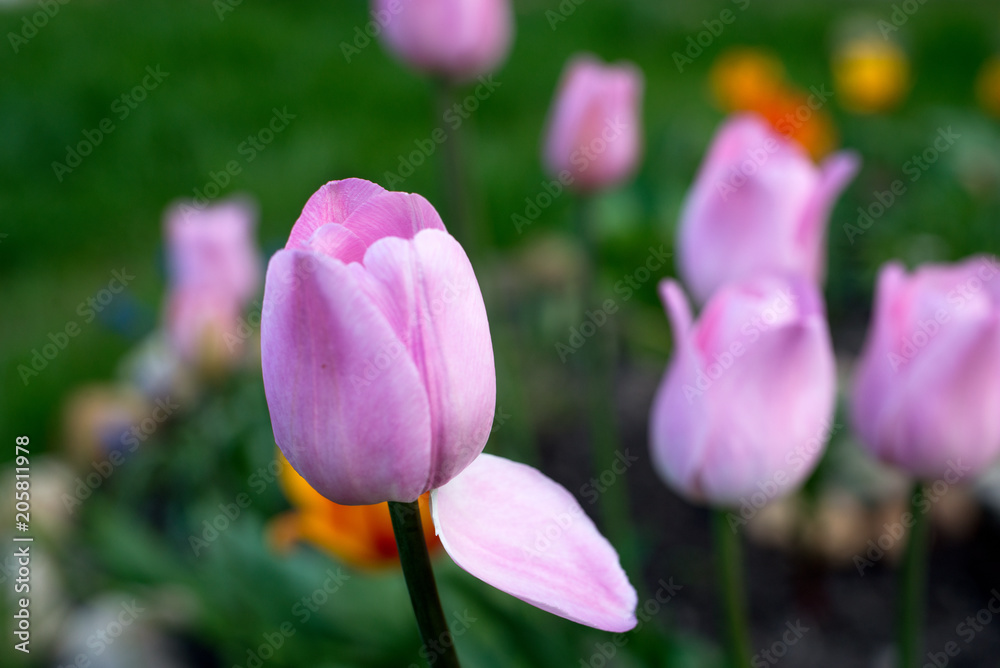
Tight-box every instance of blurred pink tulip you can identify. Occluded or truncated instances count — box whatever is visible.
[650,275,837,507]
[163,199,261,363]
[261,179,636,631]
[373,0,513,81]
[677,113,860,304]
[543,54,644,192]
[851,256,1000,479]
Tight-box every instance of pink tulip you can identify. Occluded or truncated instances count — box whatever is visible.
[261,179,636,631]
[163,199,261,362]
[677,113,860,304]
[649,275,837,506]
[851,256,1000,479]
[373,0,513,81]
[543,54,644,192]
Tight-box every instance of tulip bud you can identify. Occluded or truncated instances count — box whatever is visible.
[649,275,837,507]
[163,199,261,365]
[373,0,513,81]
[851,257,1000,479]
[261,179,496,505]
[677,113,859,304]
[542,54,644,192]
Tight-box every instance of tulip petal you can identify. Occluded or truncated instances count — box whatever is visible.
[287,179,386,251]
[261,249,432,505]
[359,230,496,490]
[432,454,637,632]
[340,191,447,246]
[797,149,860,271]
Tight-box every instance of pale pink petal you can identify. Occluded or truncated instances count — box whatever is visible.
[432,454,637,632]
[286,179,386,252]
[261,249,432,505]
[360,230,496,490]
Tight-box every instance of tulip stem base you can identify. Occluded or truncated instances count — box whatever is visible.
[389,500,461,668]
[898,482,929,668]
[711,507,751,668]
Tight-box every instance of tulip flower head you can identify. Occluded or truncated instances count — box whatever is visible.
[851,257,1000,479]
[543,54,644,192]
[163,199,261,367]
[649,275,837,507]
[832,36,910,115]
[261,179,636,631]
[373,0,514,81]
[677,113,859,304]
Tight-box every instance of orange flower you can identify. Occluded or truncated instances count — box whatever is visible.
[710,47,838,159]
[832,36,909,114]
[269,453,439,569]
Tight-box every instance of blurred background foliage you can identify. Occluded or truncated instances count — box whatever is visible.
[2,0,1000,666]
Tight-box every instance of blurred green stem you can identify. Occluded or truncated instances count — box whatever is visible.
[898,482,929,668]
[389,500,461,668]
[711,507,751,668]
[434,78,476,256]
[575,196,636,573]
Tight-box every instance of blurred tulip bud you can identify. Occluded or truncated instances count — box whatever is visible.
[163,199,261,368]
[650,275,837,507]
[832,36,909,114]
[373,0,513,81]
[542,54,644,192]
[851,256,1000,479]
[677,113,859,304]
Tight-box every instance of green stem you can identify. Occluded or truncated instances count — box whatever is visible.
[574,196,635,572]
[711,507,751,668]
[388,500,461,668]
[434,79,476,256]
[897,482,929,668]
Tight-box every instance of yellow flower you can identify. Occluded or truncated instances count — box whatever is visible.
[832,37,909,114]
[269,453,439,569]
